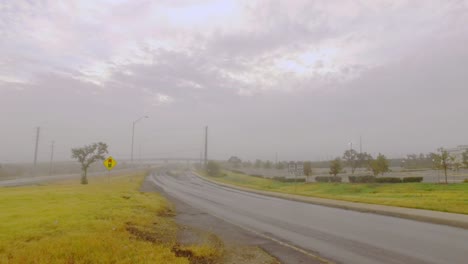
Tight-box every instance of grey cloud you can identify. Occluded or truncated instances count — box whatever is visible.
[1,0,468,163]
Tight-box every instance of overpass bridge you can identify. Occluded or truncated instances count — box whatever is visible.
[120,157,204,164]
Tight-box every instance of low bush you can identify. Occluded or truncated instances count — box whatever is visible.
[330,176,342,183]
[272,177,306,183]
[348,175,375,183]
[315,176,341,183]
[249,174,264,178]
[315,176,329,182]
[464,178,468,183]
[229,169,245,174]
[206,161,221,177]
[401,169,430,172]
[402,177,423,183]
[376,177,402,183]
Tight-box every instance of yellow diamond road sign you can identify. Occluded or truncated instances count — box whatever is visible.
[103,156,117,171]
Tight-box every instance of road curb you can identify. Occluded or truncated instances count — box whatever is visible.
[192,172,468,230]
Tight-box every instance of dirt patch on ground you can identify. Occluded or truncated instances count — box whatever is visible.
[176,224,277,264]
[171,243,222,264]
[126,222,171,244]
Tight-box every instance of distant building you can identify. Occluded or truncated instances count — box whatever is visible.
[446,145,468,164]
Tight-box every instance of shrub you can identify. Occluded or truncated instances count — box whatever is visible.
[330,176,342,183]
[272,176,286,182]
[315,176,330,182]
[206,161,221,177]
[402,177,423,183]
[249,174,264,178]
[315,176,341,183]
[348,175,375,183]
[230,169,245,174]
[464,178,468,183]
[376,177,402,183]
[272,176,306,183]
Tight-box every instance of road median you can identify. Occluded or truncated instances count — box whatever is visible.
[193,171,468,230]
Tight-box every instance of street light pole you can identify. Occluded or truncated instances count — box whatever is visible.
[131,116,148,164]
[131,122,135,163]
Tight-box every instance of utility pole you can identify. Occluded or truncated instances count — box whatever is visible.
[204,126,208,167]
[131,122,136,163]
[33,127,40,175]
[138,144,142,166]
[49,141,54,176]
[359,136,362,154]
[275,152,278,165]
[199,151,202,168]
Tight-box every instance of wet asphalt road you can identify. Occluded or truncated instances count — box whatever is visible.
[151,172,468,264]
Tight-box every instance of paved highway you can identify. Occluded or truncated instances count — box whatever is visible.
[151,172,468,264]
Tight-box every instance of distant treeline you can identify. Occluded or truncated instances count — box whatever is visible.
[225,153,436,170]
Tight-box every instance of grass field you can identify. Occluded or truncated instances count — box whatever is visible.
[200,170,468,214]
[0,172,219,263]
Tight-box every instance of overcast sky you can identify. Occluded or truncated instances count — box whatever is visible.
[1,0,468,163]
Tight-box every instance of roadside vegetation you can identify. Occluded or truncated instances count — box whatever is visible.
[71,142,108,184]
[0,172,221,263]
[199,168,468,214]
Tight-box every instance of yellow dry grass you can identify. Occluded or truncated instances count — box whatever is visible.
[0,172,188,263]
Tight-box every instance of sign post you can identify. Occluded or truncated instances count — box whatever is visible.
[103,156,117,182]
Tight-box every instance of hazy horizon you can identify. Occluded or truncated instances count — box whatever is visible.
[1,0,468,163]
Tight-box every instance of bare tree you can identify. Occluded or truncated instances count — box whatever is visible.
[71,142,108,184]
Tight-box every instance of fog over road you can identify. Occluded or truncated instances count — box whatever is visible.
[151,172,468,264]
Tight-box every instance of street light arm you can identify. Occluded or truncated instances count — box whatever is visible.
[131,115,149,163]
[133,115,149,124]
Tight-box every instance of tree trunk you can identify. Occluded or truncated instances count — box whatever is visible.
[81,167,88,184]
[444,166,448,184]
